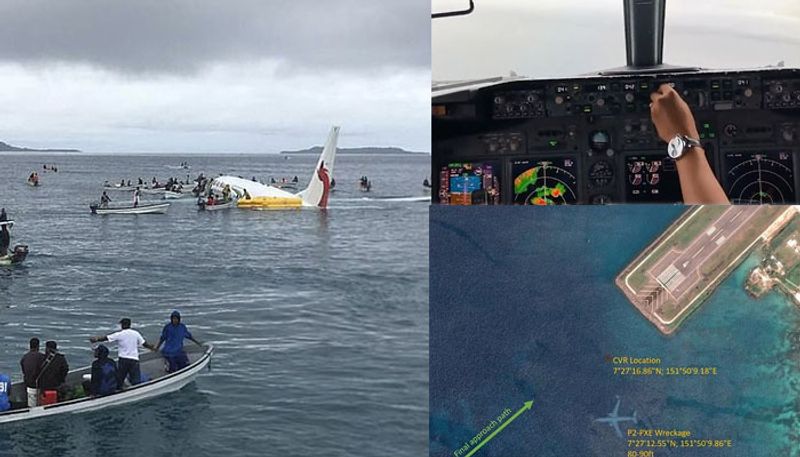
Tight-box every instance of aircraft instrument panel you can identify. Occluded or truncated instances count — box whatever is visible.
[432,68,800,204]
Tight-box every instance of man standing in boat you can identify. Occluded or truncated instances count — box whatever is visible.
[0,213,10,257]
[37,341,69,399]
[99,191,112,209]
[133,187,141,208]
[20,338,46,407]
[155,311,203,373]
[90,318,156,389]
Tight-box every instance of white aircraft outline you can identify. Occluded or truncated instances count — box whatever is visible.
[594,395,638,439]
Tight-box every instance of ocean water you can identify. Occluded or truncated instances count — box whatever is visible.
[430,205,800,456]
[0,152,429,457]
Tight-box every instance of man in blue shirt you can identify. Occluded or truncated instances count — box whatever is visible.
[155,311,202,373]
[0,372,10,412]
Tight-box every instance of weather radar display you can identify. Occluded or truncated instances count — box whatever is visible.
[512,158,577,205]
[439,161,500,205]
[724,152,795,204]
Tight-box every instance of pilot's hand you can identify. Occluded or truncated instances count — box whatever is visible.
[650,84,700,143]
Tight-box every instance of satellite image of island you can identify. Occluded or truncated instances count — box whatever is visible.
[430,206,800,457]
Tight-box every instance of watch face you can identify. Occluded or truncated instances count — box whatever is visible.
[667,137,683,159]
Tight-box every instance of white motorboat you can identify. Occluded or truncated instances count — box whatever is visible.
[163,191,190,200]
[90,203,171,215]
[0,344,213,424]
[103,185,136,192]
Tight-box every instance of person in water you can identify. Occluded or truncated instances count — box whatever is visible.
[99,191,112,209]
[90,318,155,389]
[155,311,203,373]
[88,345,118,397]
[20,338,46,407]
[38,341,69,399]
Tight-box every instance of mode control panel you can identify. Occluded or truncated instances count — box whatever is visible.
[433,68,800,204]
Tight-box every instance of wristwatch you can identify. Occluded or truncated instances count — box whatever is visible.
[667,134,701,160]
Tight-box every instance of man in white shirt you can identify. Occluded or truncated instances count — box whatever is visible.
[90,318,155,389]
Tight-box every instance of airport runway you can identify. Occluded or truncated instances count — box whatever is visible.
[648,206,764,301]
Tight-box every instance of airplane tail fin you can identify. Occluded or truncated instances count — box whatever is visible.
[297,126,339,208]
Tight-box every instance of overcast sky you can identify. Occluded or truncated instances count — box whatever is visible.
[434,0,800,81]
[0,1,430,153]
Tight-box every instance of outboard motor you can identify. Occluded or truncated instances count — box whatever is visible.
[11,245,28,264]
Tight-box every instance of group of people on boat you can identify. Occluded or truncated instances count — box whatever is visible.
[0,311,202,412]
[42,164,58,172]
[201,184,234,207]
[269,176,299,187]
[94,188,139,209]
[27,172,40,186]
[104,174,208,196]
[17,338,69,408]
[359,176,372,192]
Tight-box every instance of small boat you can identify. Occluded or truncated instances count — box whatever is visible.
[0,245,28,266]
[90,203,171,215]
[198,199,236,211]
[163,191,190,200]
[104,185,136,192]
[0,344,213,424]
[141,188,166,195]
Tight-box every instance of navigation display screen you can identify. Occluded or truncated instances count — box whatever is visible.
[439,161,500,205]
[511,157,578,205]
[625,154,681,202]
[723,151,795,204]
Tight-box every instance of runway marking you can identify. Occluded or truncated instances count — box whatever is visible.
[624,207,703,294]
[653,206,797,325]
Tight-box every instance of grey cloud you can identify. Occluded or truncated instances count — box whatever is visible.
[0,0,430,74]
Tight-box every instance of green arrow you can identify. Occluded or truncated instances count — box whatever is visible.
[465,401,534,457]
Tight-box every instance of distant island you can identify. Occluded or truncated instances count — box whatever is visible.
[0,141,80,153]
[280,146,428,155]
